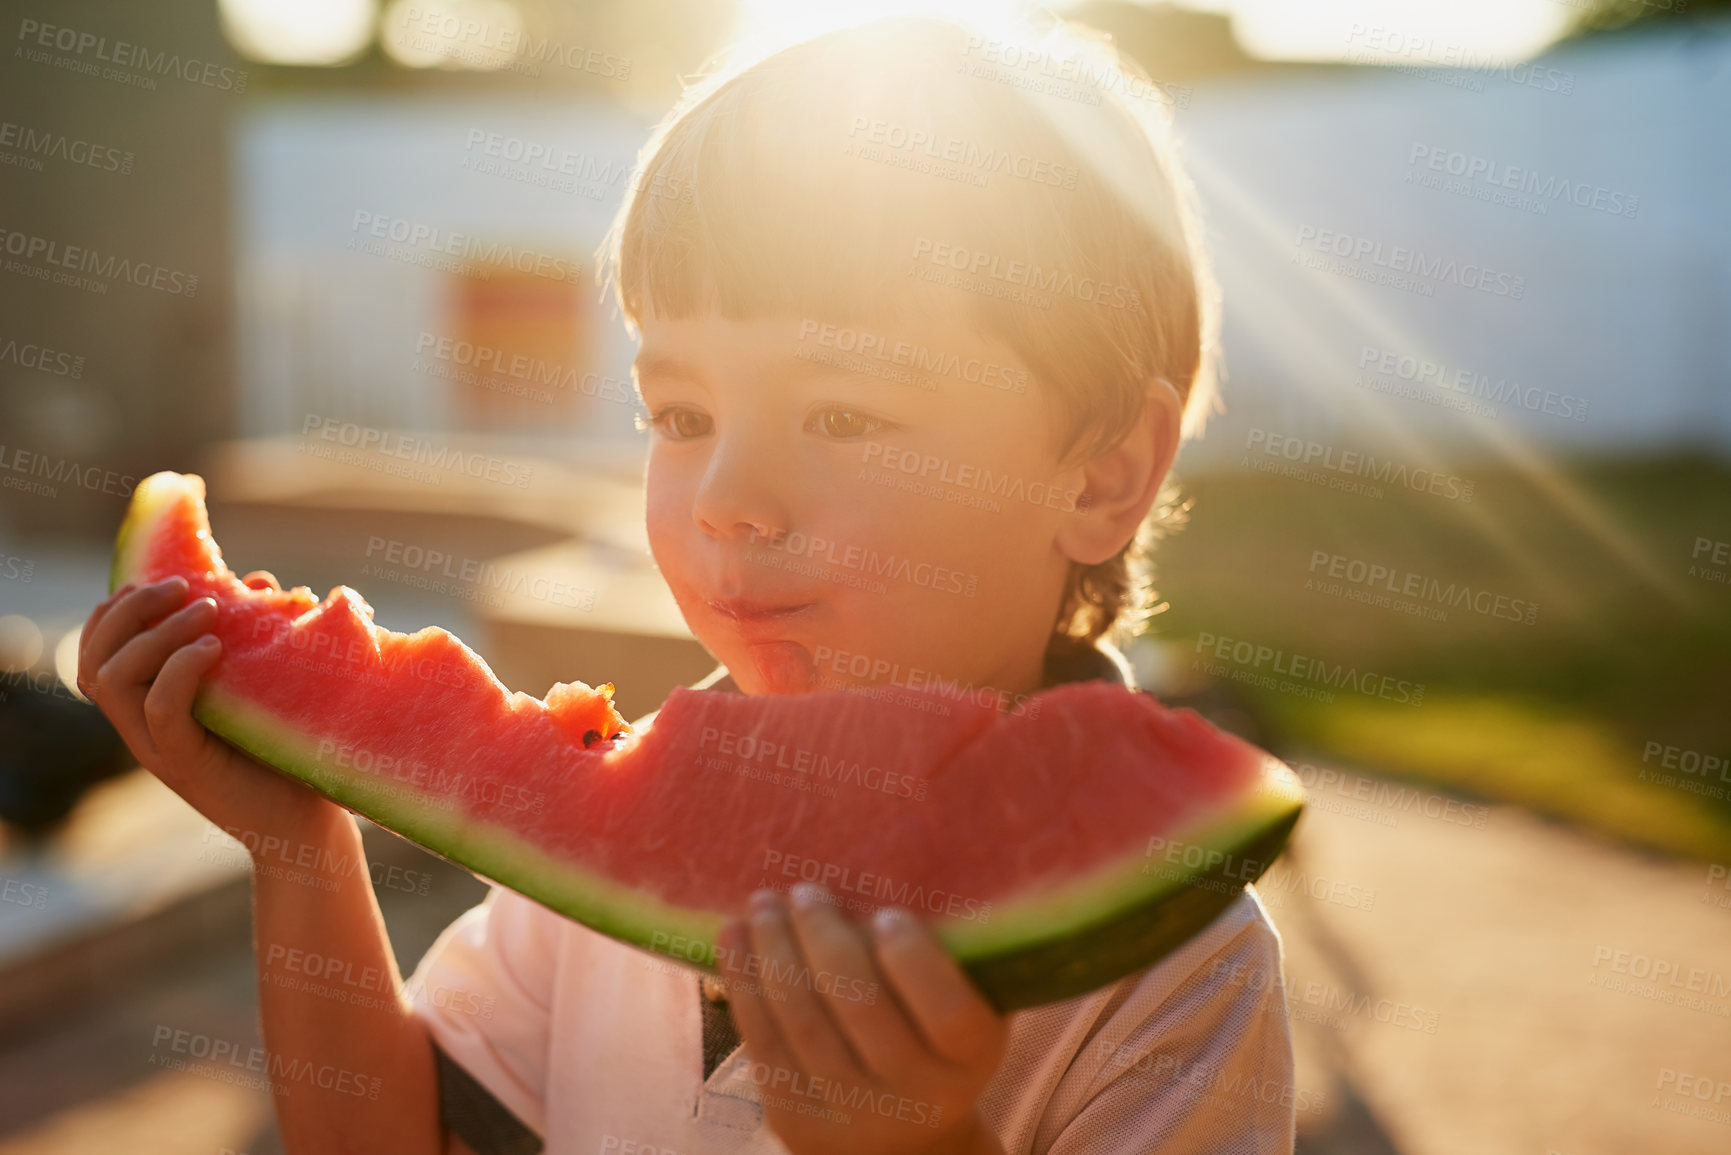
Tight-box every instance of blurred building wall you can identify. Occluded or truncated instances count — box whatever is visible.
[1171,20,1731,471]
[0,0,238,534]
[231,99,651,453]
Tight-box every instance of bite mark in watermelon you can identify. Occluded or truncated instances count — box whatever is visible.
[112,472,1305,1009]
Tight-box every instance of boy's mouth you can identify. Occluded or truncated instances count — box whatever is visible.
[705,596,816,626]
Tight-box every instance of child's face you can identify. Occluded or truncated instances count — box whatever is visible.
[634,310,1085,699]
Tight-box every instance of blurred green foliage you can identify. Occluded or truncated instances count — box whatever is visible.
[1148,454,1731,860]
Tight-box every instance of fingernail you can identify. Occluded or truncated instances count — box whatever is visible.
[748,889,781,918]
[873,907,913,937]
[790,883,828,911]
[196,634,221,649]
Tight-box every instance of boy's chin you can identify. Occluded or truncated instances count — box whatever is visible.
[741,640,817,695]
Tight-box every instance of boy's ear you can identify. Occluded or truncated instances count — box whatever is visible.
[1056,379,1183,567]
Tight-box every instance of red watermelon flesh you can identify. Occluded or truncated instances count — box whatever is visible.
[111,472,1304,1009]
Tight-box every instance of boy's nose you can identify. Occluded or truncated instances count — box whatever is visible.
[691,440,790,543]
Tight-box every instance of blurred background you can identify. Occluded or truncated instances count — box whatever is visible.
[0,0,1727,1151]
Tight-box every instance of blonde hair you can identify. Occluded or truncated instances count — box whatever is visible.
[601,14,1220,652]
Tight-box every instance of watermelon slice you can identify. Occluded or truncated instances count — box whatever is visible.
[110,472,1304,1009]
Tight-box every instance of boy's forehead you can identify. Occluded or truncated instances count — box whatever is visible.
[634,309,1028,373]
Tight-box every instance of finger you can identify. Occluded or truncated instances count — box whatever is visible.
[81,583,136,653]
[94,597,218,751]
[79,583,143,694]
[786,884,925,1080]
[241,571,280,591]
[77,602,118,699]
[718,918,795,1071]
[102,596,218,692]
[871,908,1005,1068]
[82,578,189,680]
[741,890,867,1081]
[142,635,222,762]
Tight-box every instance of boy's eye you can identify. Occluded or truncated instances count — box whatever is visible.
[805,405,888,440]
[642,406,713,440]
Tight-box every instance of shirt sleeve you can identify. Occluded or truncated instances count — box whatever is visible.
[405,884,561,1139]
[1039,893,1299,1154]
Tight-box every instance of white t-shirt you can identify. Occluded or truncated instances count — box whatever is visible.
[406,882,1297,1154]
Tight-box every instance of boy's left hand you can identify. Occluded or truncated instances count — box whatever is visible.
[717,884,1008,1155]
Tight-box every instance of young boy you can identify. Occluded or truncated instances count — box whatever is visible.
[78,15,1295,1155]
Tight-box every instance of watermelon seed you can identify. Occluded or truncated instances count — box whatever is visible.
[583,729,602,747]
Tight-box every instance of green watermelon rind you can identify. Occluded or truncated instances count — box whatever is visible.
[939,774,1302,956]
[194,684,727,956]
[111,471,187,593]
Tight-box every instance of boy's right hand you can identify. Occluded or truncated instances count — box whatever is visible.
[79,575,344,849]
